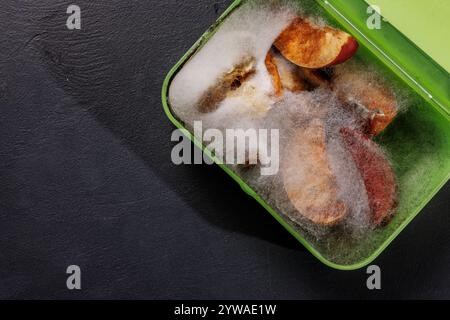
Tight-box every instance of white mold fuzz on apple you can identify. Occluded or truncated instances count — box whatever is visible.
[231,89,373,239]
[169,1,297,125]
[332,59,413,135]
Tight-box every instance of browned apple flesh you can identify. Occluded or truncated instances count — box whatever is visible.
[265,50,283,96]
[290,65,397,136]
[334,70,398,135]
[265,50,310,95]
[274,17,359,69]
[264,50,397,136]
[291,63,398,136]
[360,86,398,135]
[340,128,397,226]
[282,119,348,225]
[198,57,256,113]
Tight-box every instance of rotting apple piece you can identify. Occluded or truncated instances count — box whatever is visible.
[334,70,398,135]
[264,53,396,136]
[265,50,309,95]
[353,86,397,136]
[306,69,398,135]
[282,119,347,226]
[264,49,334,95]
[292,63,398,136]
[340,128,397,226]
[274,17,359,69]
[265,50,283,96]
[335,86,398,136]
[198,56,256,113]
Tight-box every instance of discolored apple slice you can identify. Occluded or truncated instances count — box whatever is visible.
[361,87,398,135]
[198,56,256,113]
[265,50,283,96]
[333,70,398,136]
[340,128,397,226]
[274,17,359,69]
[282,119,347,226]
[265,50,309,96]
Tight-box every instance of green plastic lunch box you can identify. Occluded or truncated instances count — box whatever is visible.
[161,0,450,270]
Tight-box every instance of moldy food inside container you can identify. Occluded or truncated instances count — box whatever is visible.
[168,0,425,266]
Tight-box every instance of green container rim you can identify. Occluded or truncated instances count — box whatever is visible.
[161,0,450,270]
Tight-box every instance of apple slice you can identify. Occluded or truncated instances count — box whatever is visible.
[340,128,397,226]
[282,119,347,225]
[333,68,398,135]
[274,17,359,69]
[198,56,256,113]
[265,50,309,96]
[360,86,398,135]
[265,50,283,96]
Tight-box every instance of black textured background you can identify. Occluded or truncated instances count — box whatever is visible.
[0,0,448,299]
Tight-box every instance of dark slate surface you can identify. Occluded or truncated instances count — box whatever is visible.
[0,0,448,299]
